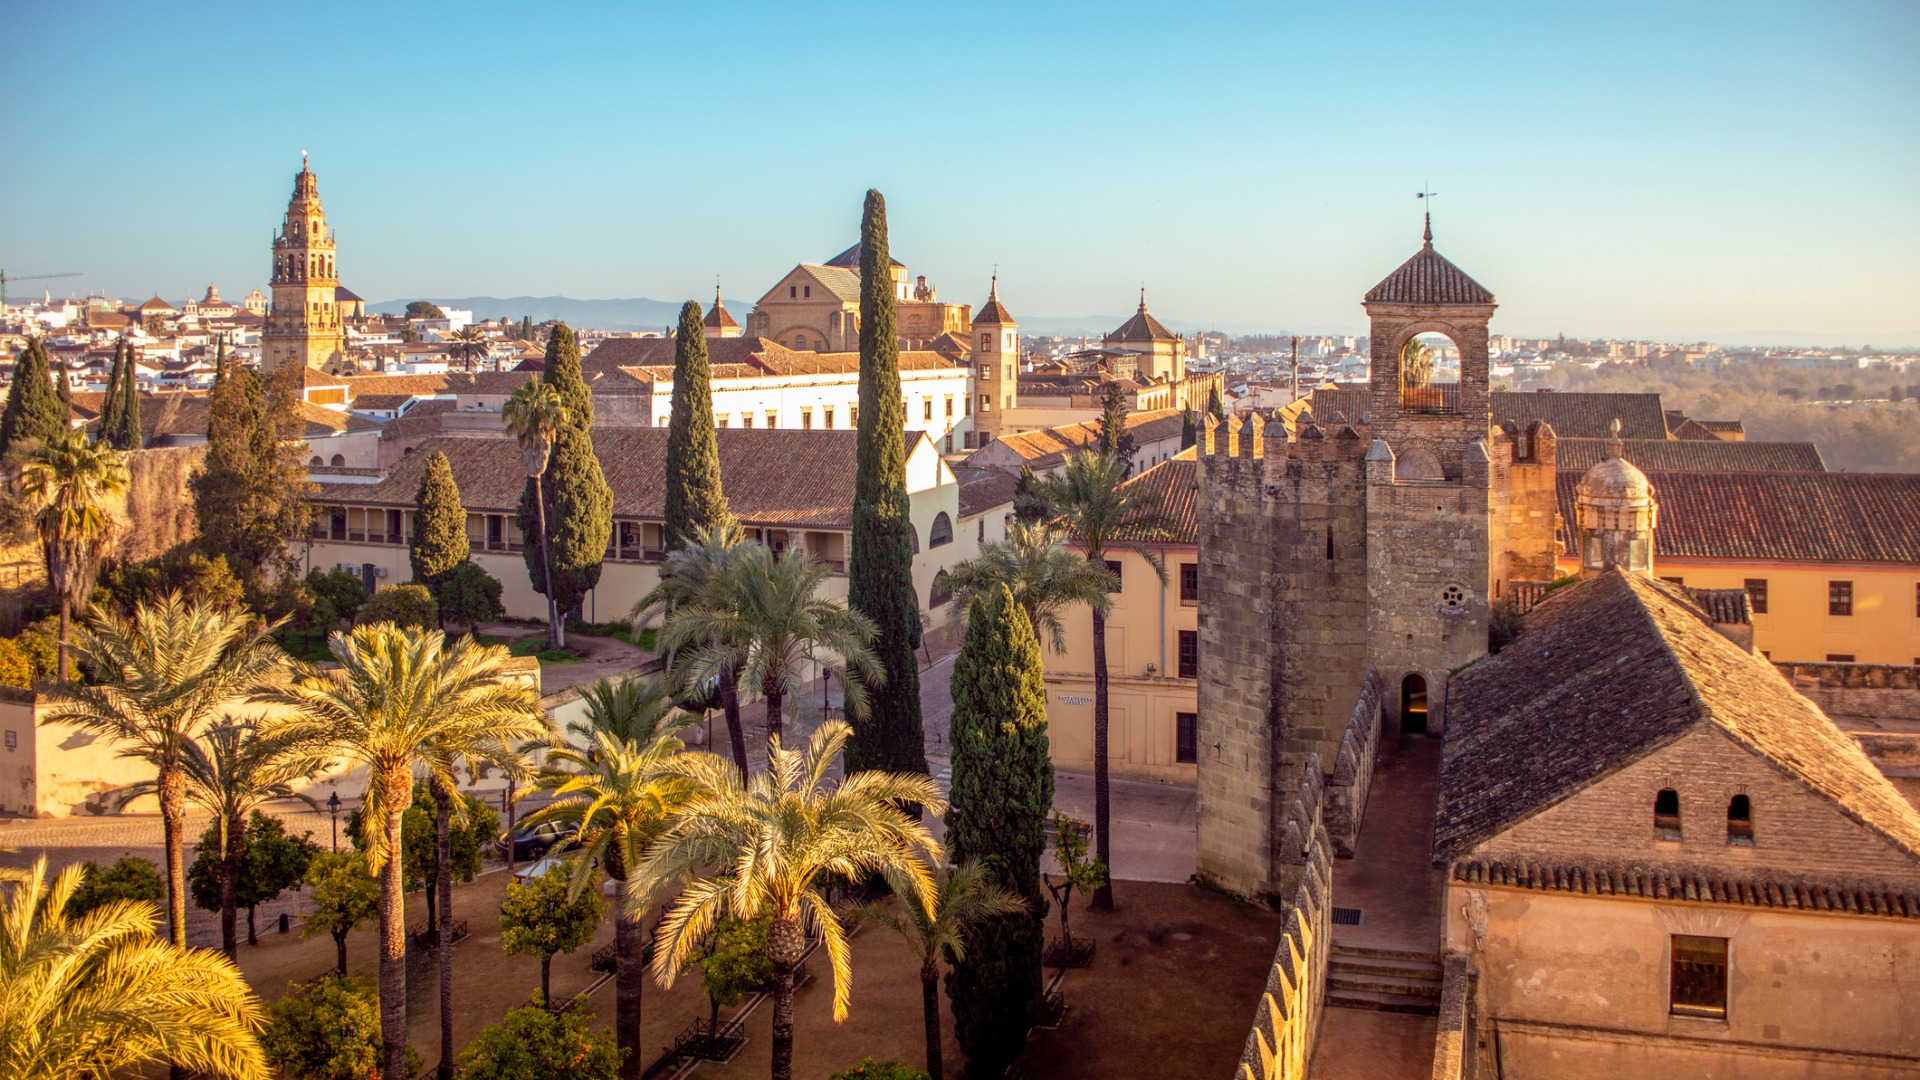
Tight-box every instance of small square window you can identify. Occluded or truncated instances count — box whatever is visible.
[1670,935,1729,1018]
[1175,712,1197,763]
[1744,578,1768,615]
[1829,580,1853,616]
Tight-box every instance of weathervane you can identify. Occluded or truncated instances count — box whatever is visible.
[1416,185,1438,245]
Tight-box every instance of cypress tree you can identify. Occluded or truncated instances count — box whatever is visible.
[663,301,729,551]
[1207,382,1227,421]
[517,324,611,628]
[117,346,141,450]
[1094,381,1137,475]
[945,584,1052,1077]
[98,340,125,442]
[1180,407,1197,449]
[409,450,469,586]
[52,359,72,407]
[0,338,69,460]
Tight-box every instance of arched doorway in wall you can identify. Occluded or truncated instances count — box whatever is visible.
[1400,673,1429,735]
[1398,332,1461,416]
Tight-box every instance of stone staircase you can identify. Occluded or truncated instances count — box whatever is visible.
[1326,942,1443,1016]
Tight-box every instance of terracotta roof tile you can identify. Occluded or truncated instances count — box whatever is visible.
[1104,301,1179,344]
[1554,470,1920,564]
[1452,859,1920,919]
[1364,244,1495,306]
[1555,437,1826,473]
[1438,571,1920,862]
[1115,449,1198,544]
[978,409,1185,471]
[957,471,1018,518]
[1490,391,1670,440]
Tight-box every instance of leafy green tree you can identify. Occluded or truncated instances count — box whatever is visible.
[306,567,367,628]
[664,301,730,551]
[436,562,504,634]
[630,523,750,776]
[191,361,313,582]
[356,584,438,631]
[1033,450,1170,910]
[505,379,568,648]
[51,359,72,406]
[500,863,605,1004]
[0,638,31,688]
[345,783,498,936]
[62,855,163,919]
[516,326,611,649]
[943,585,1053,1076]
[19,429,129,681]
[942,520,1112,654]
[303,851,380,976]
[0,337,68,461]
[448,326,488,372]
[189,811,321,946]
[410,451,469,587]
[455,1004,621,1080]
[1043,813,1106,957]
[405,301,446,320]
[261,976,410,1080]
[688,913,774,1039]
[1094,382,1138,474]
[845,189,927,779]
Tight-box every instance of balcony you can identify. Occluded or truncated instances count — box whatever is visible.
[1399,382,1459,416]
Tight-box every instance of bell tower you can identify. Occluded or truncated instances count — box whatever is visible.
[262,156,345,374]
[970,276,1018,446]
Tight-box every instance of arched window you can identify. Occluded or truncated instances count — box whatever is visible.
[1399,673,1427,735]
[929,512,953,548]
[330,454,346,467]
[930,570,953,608]
[1727,795,1753,846]
[310,455,323,466]
[910,524,920,554]
[1655,789,1682,840]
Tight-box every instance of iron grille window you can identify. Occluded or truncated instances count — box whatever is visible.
[1670,935,1729,1018]
[1178,631,1198,679]
[1829,580,1853,616]
[1175,712,1197,763]
[1744,578,1768,615]
[1180,563,1198,604]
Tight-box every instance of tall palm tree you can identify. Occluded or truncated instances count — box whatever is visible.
[664,544,882,750]
[0,856,269,1080]
[1032,449,1171,910]
[633,721,944,1080]
[448,325,489,372]
[18,429,129,683]
[263,624,551,1080]
[503,379,569,650]
[632,522,750,776]
[850,863,1027,1080]
[943,518,1114,654]
[522,678,699,1080]
[114,719,324,958]
[43,593,285,947]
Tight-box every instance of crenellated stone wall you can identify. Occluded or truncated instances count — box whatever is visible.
[1325,668,1384,859]
[1776,661,1920,726]
[1233,756,1334,1080]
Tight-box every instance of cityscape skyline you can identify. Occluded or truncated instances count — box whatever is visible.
[3,1,1917,344]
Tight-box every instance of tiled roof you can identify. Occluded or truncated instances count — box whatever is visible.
[979,409,1186,471]
[703,302,738,330]
[1452,859,1920,919]
[334,285,364,302]
[1363,243,1494,306]
[1490,390,1670,440]
[1553,469,1920,564]
[1554,437,1826,474]
[823,244,904,270]
[1437,571,1920,862]
[1306,384,1371,426]
[957,470,1018,518]
[1681,586,1752,625]
[377,399,455,442]
[1104,300,1179,344]
[1670,418,1721,441]
[313,429,870,529]
[975,286,1015,325]
[1115,449,1199,544]
[1697,419,1745,435]
[800,264,864,304]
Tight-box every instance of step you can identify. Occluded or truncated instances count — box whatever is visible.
[1326,989,1442,1016]
[1327,971,1443,999]
[1328,953,1444,982]
[1330,941,1444,965]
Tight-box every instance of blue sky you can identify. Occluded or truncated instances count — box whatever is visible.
[3,1,1916,342]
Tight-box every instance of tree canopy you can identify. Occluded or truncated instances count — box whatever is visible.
[663,301,730,551]
[0,338,68,461]
[409,450,469,586]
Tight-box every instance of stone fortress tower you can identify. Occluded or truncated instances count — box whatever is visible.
[1192,218,1563,901]
[262,157,346,374]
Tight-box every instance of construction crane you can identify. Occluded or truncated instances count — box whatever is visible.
[1,270,85,311]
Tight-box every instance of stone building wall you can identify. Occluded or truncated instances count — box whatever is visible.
[1232,757,1333,1080]
[1777,662,1920,726]
[1325,668,1384,859]
[115,446,204,561]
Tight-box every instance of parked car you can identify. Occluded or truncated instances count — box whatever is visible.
[498,820,577,861]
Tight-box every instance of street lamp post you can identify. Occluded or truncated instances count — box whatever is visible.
[327,790,342,853]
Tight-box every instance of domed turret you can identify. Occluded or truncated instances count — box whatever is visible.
[1575,419,1658,577]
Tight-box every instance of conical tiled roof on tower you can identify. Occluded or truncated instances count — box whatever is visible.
[1364,214,1495,306]
[1106,290,1178,343]
[703,284,738,331]
[975,276,1015,324]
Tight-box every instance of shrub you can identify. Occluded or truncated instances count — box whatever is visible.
[436,561,504,633]
[455,1004,621,1080]
[354,583,438,631]
[261,975,413,1080]
[827,1060,931,1080]
[0,637,32,688]
[13,619,58,680]
[306,567,367,628]
[65,856,163,918]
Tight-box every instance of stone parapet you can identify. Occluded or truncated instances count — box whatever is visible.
[1233,756,1333,1080]
[1325,668,1384,859]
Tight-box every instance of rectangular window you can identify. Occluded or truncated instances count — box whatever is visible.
[765,411,777,428]
[1104,559,1123,593]
[923,399,933,421]
[1827,654,1855,663]
[803,285,811,298]
[945,395,954,418]
[1178,631,1199,679]
[1176,712,1197,763]
[4,730,15,752]
[982,363,995,380]
[979,395,992,411]
[1661,575,1685,586]
[1744,578,1768,615]
[823,406,834,429]
[980,332,991,350]
[1669,935,1729,1018]
[1180,563,1198,604]
[716,413,728,428]
[789,285,797,298]
[1829,580,1853,616]
[800,407,812,430]
[850,404,859,427]
[741,414,753,428]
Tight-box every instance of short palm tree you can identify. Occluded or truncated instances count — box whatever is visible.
[851,863,1027,1080]
[522,679,699,1080]
[1032,449,1172,910]
[633,721,945,1080]
[665,543,882,750]
[632,522,750,775]
[448,325,488,372]
[943,518,1114,653]
[503,379,569,650]
[114,718,324,958]
[263,624,551,1080]
[18,429,129,683]
[0,856,269,1080]
[43,592,285,946]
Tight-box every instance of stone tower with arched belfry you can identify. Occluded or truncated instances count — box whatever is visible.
[1192,216,1562,901]
[969,276,1018,446]
[262,157,346,375]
